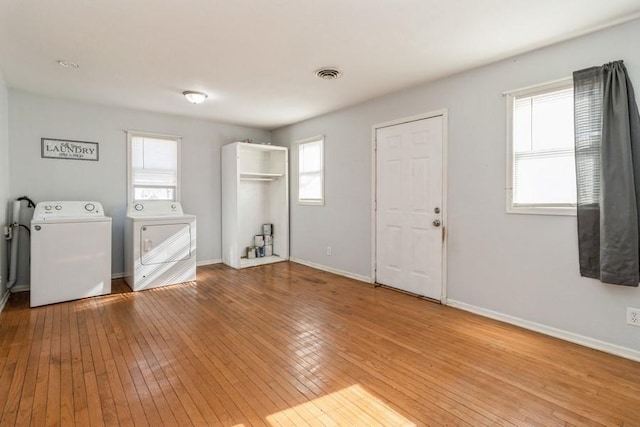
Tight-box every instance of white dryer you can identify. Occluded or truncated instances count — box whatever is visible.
[124,201,196,291]
[30,201,112,307]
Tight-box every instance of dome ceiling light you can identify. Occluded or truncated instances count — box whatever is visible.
[183,91,208,104]
[57,60,79,68]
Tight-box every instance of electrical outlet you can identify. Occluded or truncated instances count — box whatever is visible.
[627,308,640,327]
[326,246,332,256]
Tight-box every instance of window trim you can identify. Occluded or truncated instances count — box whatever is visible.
[505,77,577,216]
[126,130,182,204]
[296,135,325,206]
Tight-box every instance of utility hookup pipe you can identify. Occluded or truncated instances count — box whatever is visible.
[6,200,22,290]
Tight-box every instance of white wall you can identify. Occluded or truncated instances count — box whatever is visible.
[0,74,9,300]
[272,19,640,351]
[8,89,270,284]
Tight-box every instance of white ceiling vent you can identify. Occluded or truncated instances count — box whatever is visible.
[315,67,342,80]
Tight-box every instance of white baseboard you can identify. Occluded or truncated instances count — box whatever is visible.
[10,284,29,293]
[196,259,222,267]
[112,272,125,279]
[289,257,373,284]
[0,291,10,314]
[447,299,640,363]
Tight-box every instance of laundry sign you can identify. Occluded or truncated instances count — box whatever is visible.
[41,138,99,161]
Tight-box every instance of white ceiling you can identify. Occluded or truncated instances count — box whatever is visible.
[1,1,640,130]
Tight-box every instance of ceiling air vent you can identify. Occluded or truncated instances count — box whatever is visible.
[315,67,342,80]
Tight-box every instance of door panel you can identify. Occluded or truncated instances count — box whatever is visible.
[411,158,429,210]
[386,225,402,269]
[141,223,192,265]
[376,116,443,300]
[386,160,402,210]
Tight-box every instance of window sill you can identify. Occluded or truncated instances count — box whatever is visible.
[507,206,576,216]
[298,200,324,206]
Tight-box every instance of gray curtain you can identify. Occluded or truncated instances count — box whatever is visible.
[574,60,640,286]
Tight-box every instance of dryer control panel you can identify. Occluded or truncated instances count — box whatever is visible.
[127,201,184,217]
[33,201,106,220]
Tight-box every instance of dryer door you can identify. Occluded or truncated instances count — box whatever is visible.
[140,223,192,265]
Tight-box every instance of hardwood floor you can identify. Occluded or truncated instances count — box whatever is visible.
[1,262,639,426]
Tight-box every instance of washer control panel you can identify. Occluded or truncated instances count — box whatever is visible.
[127,201,184,217]
[33,201,106,220]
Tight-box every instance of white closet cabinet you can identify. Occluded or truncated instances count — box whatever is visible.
[222,142,289,268]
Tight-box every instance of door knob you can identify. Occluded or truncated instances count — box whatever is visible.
[432,219,441,227]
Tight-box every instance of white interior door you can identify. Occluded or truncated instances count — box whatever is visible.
[376,116,444,300]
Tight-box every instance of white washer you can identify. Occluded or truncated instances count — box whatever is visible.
[30,201,112,307]
[124,201,196,291]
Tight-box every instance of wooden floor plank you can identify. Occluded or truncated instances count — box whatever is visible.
[58,303,74,426]
[0,309,40,425]
[44,303,61,427]
[104,328,149,427]
[0,262,639,426]
[68,300,90,426]
[114,322,162,426]
[12,309,47,426]
[0,304,30,421]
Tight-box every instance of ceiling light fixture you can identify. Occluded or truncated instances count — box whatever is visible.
[57,60,79,68]
[314,67,342,80]
[183,91,208,104]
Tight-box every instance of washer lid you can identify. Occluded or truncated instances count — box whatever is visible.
[32,201,109,221]
[32,216,112,224]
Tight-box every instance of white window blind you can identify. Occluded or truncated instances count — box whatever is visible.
[298,137,324,204]
[129,134,180,201]
[508,81,577,213]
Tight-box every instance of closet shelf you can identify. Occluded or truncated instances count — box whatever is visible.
[239,172,284,181]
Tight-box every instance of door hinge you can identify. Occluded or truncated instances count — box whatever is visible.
[442,226,446,243]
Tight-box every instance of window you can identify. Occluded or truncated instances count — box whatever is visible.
[297,136,324,205]
[506,79,576,215]
[127,131,180,202]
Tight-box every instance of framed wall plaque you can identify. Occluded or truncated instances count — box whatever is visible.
[41,138,99,161]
